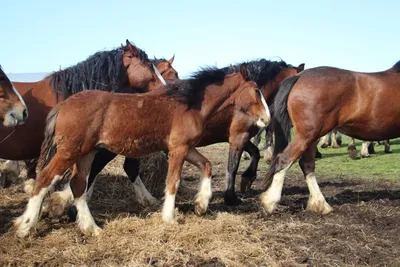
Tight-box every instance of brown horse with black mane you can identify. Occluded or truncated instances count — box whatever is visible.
[0,40,169,184]
[14,64,270,237]
[261,60,400,215]
[0,66,28,127]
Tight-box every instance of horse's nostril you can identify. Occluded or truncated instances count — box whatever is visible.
[23,109,28,120]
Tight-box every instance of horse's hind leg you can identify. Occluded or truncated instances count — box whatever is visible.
[61,149,118,222]
[347,138,358,159]
[319,132,330,148]
[260,135,314,214]
[185,148,213,216]
[263,125,274,163]
[299,142,333,214]
[24,159,38,194]
[69,151,100,236]
[384,140,392,153]
[240,141,260,194]
[361,141,371,158]
[14,154,72,238]
[123,157,158,206]
[330,129,341,148]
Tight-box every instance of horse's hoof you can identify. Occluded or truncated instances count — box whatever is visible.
[23,179,36,194]
[194,204,208,216]
[315,150,323,159]
[80,225,102,237]
[240,176,255,194]
[320,143,328,149]
[307,200,333,215]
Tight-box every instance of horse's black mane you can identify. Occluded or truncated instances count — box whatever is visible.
[48,44,149,100]
[151,57,168,66]
[164,67,225,107]
[221,59,290,87]
[393,60,400,72]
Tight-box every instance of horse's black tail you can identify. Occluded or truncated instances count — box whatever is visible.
[37,104,62,170]
[264,75,300,189]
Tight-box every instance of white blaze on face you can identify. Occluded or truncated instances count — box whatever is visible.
[12,84,27,110]
[255,89,271,128]
[259,90,271,119]
[153,64,167,85]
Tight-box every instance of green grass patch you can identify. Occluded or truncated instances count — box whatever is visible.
[256,136,400,180]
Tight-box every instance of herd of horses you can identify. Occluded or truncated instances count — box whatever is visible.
[0,39,399,238]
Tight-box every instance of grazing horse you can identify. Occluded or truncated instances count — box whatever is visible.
[0,40,167,184]
[0,66,28,127]
[260,60,400,215]
[45,59,303,219]
[14,64,270,237]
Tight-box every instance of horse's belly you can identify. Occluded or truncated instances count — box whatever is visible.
[339,122,400,141]
[101,136,166,158]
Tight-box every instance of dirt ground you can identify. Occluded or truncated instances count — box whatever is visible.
[0,144,399,267]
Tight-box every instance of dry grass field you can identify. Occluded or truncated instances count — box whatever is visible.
[1,140,400,266]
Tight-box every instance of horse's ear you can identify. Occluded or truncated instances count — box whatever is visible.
[297,63,305,72]
[168,54,175,65]
[240,63,250,81]
[125,39,139,57]
[229,64,237,72]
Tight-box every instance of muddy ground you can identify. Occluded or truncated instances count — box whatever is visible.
[0,144,399,266]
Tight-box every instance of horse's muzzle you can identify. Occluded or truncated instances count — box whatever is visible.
[3,106,28,127]
[255,117,270,129]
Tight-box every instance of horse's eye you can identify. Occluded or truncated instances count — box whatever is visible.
[0,76,5,82]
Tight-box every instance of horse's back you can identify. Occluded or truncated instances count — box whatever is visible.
[290,65,400,140]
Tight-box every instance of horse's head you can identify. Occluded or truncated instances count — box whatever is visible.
[122,40,166,91]
[0,66,28,127]
[234,63,271,129]
[153,55,179,80]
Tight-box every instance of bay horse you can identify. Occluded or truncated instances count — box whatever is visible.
[260,60,400,215]
[44,59,303,220]
[0,66,28,127]
[0,40,168,183]
[14,64,270,237]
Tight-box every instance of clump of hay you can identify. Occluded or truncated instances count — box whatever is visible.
[139,152,168,198]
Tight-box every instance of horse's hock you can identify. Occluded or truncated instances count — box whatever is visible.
[139,152,168,198]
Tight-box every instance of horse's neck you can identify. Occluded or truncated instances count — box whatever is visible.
[260,79,281,105]
[200,77,241,120]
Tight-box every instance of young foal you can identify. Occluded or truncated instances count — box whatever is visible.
[0,66,28,127]
[14,64,270,237]
[261,60,400,215]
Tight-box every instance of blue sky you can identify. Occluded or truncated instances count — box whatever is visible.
[1,0,399,78]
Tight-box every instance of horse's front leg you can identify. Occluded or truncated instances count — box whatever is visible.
[240,141,260,194]
[123,157,158,206]
[162,146,188,223]
[185,148,213,216]
[224,133,249,206]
